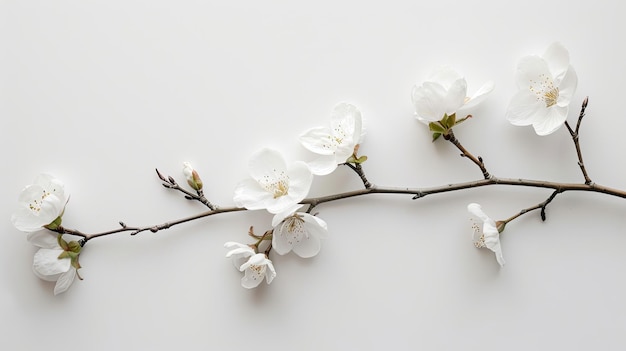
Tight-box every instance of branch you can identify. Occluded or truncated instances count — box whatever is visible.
[156,168,217,210]
[444,129,491,179]
[55,176,626,243]
[564,97,592,185]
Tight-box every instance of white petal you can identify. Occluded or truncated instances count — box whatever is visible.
[26,231,60,249]
[264,260,276,284]
[428,66,463,89]
[241,269,264,289]
[299,127,336,155]
[556,66,578,103]
[532,105,568,136]
[305,155,339,176]
[291,235,322,258]
[542,42,570,81]
[182,162,194,180]
[272,221,294,255]
[233,179,274,210]
[34,174,66,201]
[467,203,490,223]
[13,186,64,232]
[443,78,468,116]
[412,82,447,122]
[54,268,77,295]
[271,204,303,227]
[506,90,546,126]
[33,249,70,281]
[331,102,362,144]
[302,214,329,238]
[248,148,288,182]
[515,55,552,90]
[461,81,495,110]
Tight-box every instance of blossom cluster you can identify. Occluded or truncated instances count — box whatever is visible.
[11,42,579,293]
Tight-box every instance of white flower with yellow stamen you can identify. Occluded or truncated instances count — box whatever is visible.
[224,242,276,289]
[233,148,313,214]
[12,174,67,232]
[271,205,328,258]
[506,42,578,136]
[299,102,363,175]
[468,203,505,266]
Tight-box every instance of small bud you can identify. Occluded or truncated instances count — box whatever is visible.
[183,162,203,191]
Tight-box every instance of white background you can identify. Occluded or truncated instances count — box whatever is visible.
[2,1,626,350]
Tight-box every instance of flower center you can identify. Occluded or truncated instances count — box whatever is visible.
[282,214,306,244]
[249,264,266,280]
[471,219,486,248]
[272,181,289,199]
[260,169,290,199]
[529,74,559,108]
[29,189,52,214]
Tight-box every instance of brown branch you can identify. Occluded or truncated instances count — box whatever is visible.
[564,97,592,185]
[444,129,491,179]
[156,168,217,210]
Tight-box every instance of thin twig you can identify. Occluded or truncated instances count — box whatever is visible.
[156,169,217,210]
[343,162,372,189]
[444,130,490,179]
[564,97,592,185]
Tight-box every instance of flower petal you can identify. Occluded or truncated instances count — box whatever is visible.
[12,187,64,232]
[233,179,274,210]
[264,260,276,284]
[506,90,546,126]
[33,174,66,200]
[271,204,303,227]
[248,148,288,182]
[272,221,294,255]
[443,78,467,116]
[330,102,362,145]
[304,155,338,176]
[412,82,447,122]
[467,203,490,223]
[54,268,77,295]
[461,81,495,110]
[515,55,552,90]
[556,67,578,104]
[26,231,60,249]
[291,235,322,258]
[532,105,568,136]
[33,248,70,281]
[299,127,336,156]
[542,42,570,82]
[428,66,463,89]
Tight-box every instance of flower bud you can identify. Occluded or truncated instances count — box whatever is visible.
[183,162,203,191]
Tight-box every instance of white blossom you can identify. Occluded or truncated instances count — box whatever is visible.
[468,203,505,266]
[506,42,578,136]
[233,148,312,214]
[299,103,363,175]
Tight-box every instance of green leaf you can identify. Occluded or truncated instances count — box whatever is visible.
[355,156,368,164]
[440,114,450,128]
[447,113,456,127]
[58,251,71,259]
[432,132,442,142]
[428,122,445,133]
[57,235,69,251]
[68,241,82,253]
[345,156,357,163]
[46,216,63,230]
